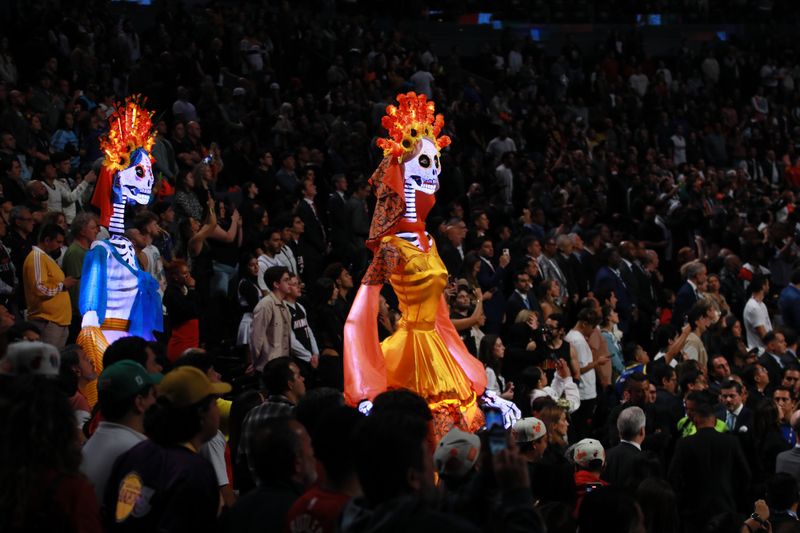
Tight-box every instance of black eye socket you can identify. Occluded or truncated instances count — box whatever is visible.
[135,165,145,178]
[418,154,431,168]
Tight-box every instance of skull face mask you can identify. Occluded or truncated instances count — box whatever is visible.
[115,149,155,205]
[403,138,441,195]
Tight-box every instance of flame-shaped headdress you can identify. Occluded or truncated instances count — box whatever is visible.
[91,96,157,227]
[376,92,450,160]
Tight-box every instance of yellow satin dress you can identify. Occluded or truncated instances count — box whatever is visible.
[381,236,476,408]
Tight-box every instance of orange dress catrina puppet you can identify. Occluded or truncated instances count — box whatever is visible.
[343,92,487,437]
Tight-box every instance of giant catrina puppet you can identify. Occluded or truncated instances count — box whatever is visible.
[77,96,163,406]
[344,92,519,439]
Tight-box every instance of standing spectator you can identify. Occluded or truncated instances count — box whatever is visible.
[760,331,792,390]
[6,205,35,278]
[62,212,99,341]
[163,260,200,362]
[671,261,706,327]
[296,175,327,285]
[779,269,800,333]
[602,406,648,492]
[776,414,800,482]
[285,273,319,374]
[104,366,230,533]
[81,360,161,503]
[567,308,607,438]
[683,302,712,370]
[718,380,753,434]
[236,253,263,347]
[40,155,95,224]
[744,276,773,353]
[476,235,509,334]
[249,266,292,371]
[22,224,76,348]
[668,390,751,530]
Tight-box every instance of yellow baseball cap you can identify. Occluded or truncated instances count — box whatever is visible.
[158,366,231,407]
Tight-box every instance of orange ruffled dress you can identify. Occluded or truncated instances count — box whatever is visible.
[378,235,484,434]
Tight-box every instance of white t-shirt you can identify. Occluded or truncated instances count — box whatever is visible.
[744,297,772,352]
[81,422,147,503]
[199,429,229,487]
[566,329,596,400]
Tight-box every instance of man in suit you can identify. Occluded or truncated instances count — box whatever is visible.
[718,380,754,434]
[760,331,793,392]
[603,406,650,492]
[555,234,580,306]
[668,390,751,530]
[505,270,542,325]
[345,179,371,275]
[594,247,634,334]
[325,173,349,264]
[476,236,509,334]
[671,261,706,327]
[776,414,800,483]
[439,218,466,276]
[296,175,327,285]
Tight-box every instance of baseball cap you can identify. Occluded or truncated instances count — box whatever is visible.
[433,427,481,479]
[571,438,605,468]
[98,360,163,403]
[512,417,547,444]
[0,341,60,377]
[158,366,231,408]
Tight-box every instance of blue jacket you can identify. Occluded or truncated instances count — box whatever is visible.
[779,284,800,333]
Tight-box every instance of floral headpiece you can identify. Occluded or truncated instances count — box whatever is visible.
[92,95,156,227]
[100,95,156,173]
[376,92,450,160]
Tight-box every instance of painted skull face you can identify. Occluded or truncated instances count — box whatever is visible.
[117,149,155,205]
[403,138,440,195]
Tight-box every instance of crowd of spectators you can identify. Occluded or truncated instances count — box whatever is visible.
[7,1,800,532]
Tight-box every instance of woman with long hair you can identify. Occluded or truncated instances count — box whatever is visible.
[236,253,263,346]
[538,279,563,320]
[540,404,570,455]
[458,252,482,292]
[0,375,101,531]
[600,305,625,377]
[173,168,204,222]
[753,400,791,483]
[58,344,97,430]
[478,334,514,400]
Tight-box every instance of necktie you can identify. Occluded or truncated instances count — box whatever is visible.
[726,411,736,431]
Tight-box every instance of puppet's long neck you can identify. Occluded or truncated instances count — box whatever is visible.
[109,199,126,236]
[403,182,417,222]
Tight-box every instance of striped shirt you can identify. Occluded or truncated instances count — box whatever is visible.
[23,246,71,325]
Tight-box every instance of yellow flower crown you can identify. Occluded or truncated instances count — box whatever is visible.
[100,95,156,173]
[377,92,450,160]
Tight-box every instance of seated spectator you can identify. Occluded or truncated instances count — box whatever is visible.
[81,360,161,503]
[103,335,163,374]
[58,344,95,428]
[104,365,231,532]
[226,417,317,533]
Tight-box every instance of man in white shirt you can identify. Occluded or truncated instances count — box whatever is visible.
[744,276,772,352]
[256,228,284,292]
[81,360,161,503]
[566,307,607,438]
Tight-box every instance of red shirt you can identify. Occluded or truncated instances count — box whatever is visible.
[284,485,351,533]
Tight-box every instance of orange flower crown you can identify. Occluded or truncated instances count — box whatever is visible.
[376,92,451,160]
[100,95,156,173]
